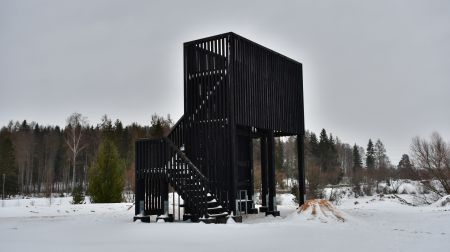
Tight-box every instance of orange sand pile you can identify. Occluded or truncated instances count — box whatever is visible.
[298,199,345,222]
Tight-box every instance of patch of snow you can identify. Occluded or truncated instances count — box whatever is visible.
[277,193,296,207]
[226,217,236,224]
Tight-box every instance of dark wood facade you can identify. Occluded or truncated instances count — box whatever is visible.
[135,32,305,222]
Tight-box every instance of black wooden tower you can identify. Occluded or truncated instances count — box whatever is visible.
[134,32,305,222]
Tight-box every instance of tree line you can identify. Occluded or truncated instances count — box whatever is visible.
[260,129,449,199]
[0,113,172,198]
[1,113,448,201]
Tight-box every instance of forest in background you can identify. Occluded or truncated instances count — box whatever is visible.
[0,113,172,199]
[0,112,448,201]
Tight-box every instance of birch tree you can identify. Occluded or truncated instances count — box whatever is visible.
[65,113,88,190]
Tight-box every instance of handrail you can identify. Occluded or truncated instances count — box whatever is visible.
[167,72,225,148]
[156,136,210,217]
[163,137,208,182]
[169,114,185,134]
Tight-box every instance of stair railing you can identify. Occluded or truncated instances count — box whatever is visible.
[162,137,209,217]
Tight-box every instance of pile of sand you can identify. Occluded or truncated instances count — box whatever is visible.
[297,199,345,223]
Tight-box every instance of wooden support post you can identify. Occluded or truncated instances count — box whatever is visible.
[297,134,306,206]
[248,136,258,214]
[178,194,181,221]
[230,131,238,215]
[172,190,175,218]
[266,131,279,216]
[260,136,268,212]
[228,35,238,215]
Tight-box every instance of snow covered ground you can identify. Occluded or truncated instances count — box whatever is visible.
[1,194,449,252]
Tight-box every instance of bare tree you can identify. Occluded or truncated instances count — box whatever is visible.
[410,132,450,195]
[65,113,88,191]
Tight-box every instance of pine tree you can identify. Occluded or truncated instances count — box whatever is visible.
[316,129,339,174]
[398,154,412,170]
[319,129,329,172]
[398,154,414,179]
[319,129,328,150]
[352,144,362,173]
[100,114,114,139]
[88,138,124,203]
[150,114,167,138]
[328,133,339,171]
[309,132,319,159]
[0,130,18,196]
[366,139,375,171]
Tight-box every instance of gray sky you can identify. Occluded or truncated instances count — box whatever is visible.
[1,0,449,163]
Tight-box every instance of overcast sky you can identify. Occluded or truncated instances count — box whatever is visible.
[1,0,449,163]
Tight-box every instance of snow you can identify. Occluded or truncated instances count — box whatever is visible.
[432,195,450,207]
[397,182,420,194]
[1,194,450,252]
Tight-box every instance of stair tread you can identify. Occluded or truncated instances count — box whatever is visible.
[207,205,223,210]
[208,212,229,217]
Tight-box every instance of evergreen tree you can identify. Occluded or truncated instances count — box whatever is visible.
[149,114,172,138]
[352,144,362,173]
[71,185,85,204]
[316,129,339,173]
[398,154,412,170]
[21,120,29,130]
[319,129,329,172]
[328,133,339,169]
[0,130,18,196]
[366,139,375,170]
[99,114,114,139]
[309,132,319,159]
[398,154,414,179]
[88,138,124,203]
[319,129,328,151]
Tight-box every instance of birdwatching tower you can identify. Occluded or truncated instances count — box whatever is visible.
[134,32,305,223]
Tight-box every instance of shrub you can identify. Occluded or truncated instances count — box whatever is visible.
[363,185,373,196]
[71,185,85,204]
